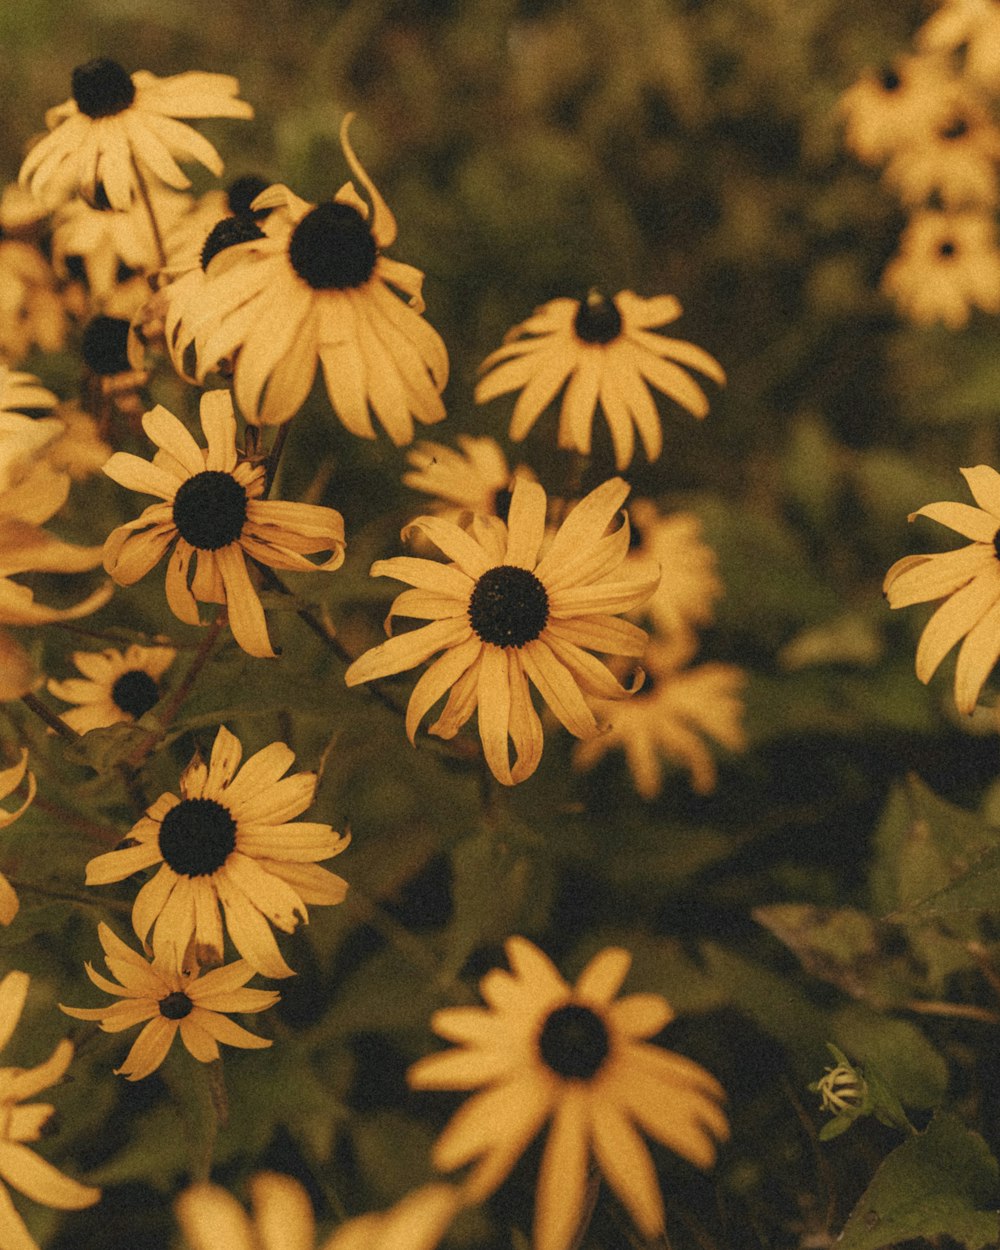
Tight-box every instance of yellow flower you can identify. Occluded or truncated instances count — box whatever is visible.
[19,59,253,212]
[102,389,346,658]
[402,435,535,524]
[172,114,448,434]
[881,209,1000,329]
[85,725,350,978]
[345,476,658,785]
[626,501,723,649]
[408,936,729,1250]
[918,0,1000,94]
[48,643,176,734]
[474,290,724,471]
[0,748,35,925]
[883,102,1000,209]
[0,971,100,1250]
[838,55,958,166]
[60,922,279,1081]
[0,193,66,364]
[883,465,1000,713]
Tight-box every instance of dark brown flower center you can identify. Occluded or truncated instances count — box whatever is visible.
[81,315,131,375]
[200,215,266,271]
[110,669,160,719]
[226,174,270,217]
[158,797,237,877]
[879,67,901,92]
[72,58,136,119]
[172,471,248,550]
[538,1004,610,1079]
[574,293,622,345]
[940,116,969,141]
[288,202,377,290]
[938,239,957,259]
[158,991,194,1020]
[468,564,549,648]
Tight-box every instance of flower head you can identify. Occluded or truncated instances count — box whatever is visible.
[60,922,279,1080]
[881,209,1000,328]
[626,501,723,647]
[918,0,1000,93]
[345,476,659,785]
[883,102,1000,208]
[408,936,728,1250]
[0,971,100,1250]
[85,725,350,977]
[102,389,346,657]
[0,748,35,924]
[838,55,957,166]
[402,434,535,524]
[475,290,724,471]
[48,643,176,734]
[0,192,65,364]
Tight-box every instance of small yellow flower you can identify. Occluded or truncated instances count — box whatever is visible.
[881,210,1000,329]
[402,434,535,524]
[883,103,1000,209]
[48,643,176,734]
[0,748,35,925]
[838,55,957,166]
[626,500,723,647]
[814,1062,867,1116]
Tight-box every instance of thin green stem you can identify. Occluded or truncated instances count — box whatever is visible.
[4,875,130,914]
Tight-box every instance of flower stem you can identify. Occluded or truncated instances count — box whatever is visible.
[21,692,79,741]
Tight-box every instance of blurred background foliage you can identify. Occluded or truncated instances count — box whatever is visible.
[4,1,1000,1248]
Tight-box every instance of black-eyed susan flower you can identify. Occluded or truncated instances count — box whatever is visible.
[883,103,1000,209]
[60,922,279,1080]
[0,971,100,1250]
[173,114,448,434]
[881,210,1000,329]
[402,434,535,524]
[884,465,1000,713]
[85,725,349,978]
[48,643,176,734]
[838,56,957,166]
[0,748,35,925]
[408,936,729,1250]
[475,290,724,471]
[344,476,659,786]
[918,0,1000,94]
[19,59,253,212]
[102,389,346,658]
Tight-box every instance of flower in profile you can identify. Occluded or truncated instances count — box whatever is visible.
[626,501,722,649]
[918,0,1000,93]
[408,936,729,1250]
[838,56,957,166]
[1,748,35,924]
[0,970,101,1250]
[881,210,1000,329]
[48,643,176,734]
[60,922,279,1080]
[19,58,253,211]
[883,104,1000,208]
[402,434,535,523]
[345,476,658,785]
[102,389,346,658]
[85,724,350,977]
[883,465,1000,713]
[174,113,448,434]
[475,290,724,471]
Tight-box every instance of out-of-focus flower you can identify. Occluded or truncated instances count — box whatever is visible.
[45,401,113,480]
[626,501,722,648]
[918,0,1000,93]
[409,936,728,1250]
[475,290,724,471]
[838,55,958,166]
[883,104,1000,208]
[881,209,1000,328]
[0,748,35,924]
[48,643,176,734]
[0,187,66,365]
[402,435,535,523]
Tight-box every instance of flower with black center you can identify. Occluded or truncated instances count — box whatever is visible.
[60,922,279,1080]
[475,290,724,471]
[402,435,535,525]
[408,936,728,1250]
[101,389,346,658]
[1,748,35,925]
[881,210,1000,329]
[172,113,448,432]
[883,102,1000,208]
[48,643,176,734]
[883,465,1000,713]
[19,59,253,212]
[84,724,349,977]
[918,0,1000,93]
[345,476,659,785]
[0,971,100,1250]
[838,55,958,166]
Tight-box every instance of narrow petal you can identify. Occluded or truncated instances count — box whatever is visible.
[954,594,1000,712]
[573,947,632,1004]
[116,1017,177,1081]
[216,544,275,658]
[915,572,1000,683]
[534,1091,590,1250]
[0,1141,100,1209]
[588,1098,664,1238]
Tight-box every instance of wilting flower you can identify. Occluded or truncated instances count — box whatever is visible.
[85,724,349,977]
[883,103,1000,208]
[881,209,1000,328]
[0,971,101,1250]
[409,936,729,1250]
[102,389,346,657]
[1,748,35,924]
[19,58,253,211]
[838,55,958,166]
[345,476,658,785]
[402,434,535,524]
[883,465,1000,712]
[48,643,176,734]
[60,922,278,1080]
[172,113,448,434]
[475,290,724,471]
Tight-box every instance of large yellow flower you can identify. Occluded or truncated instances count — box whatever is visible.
[60,923,279,1081]
[475,290,724,471]
[48,643,177,734]
[0,971,100,1250]
[408,937,729,1250]
[85,725,350,978]
[0,748,35,925]
[102,389,346,658]
[345,476,659,785]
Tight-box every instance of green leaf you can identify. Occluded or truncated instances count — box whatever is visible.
[830,1003,948,1111]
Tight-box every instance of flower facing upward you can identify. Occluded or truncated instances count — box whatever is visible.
[102,389,346,658]
[19,59,253,211]
[475,290,724,471]
[85,725,349,977]
[345,476,659,785]
[1,748,35,925]
[408,937,729,1250]
[0,971,100,1250]
[48,643,176,734]
[883,465,1000,713]
[881,210,1000,329]
[60,923,279,1080]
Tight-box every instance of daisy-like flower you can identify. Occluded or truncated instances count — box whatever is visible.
[402,434,535,523]
[19,58,253,212]
[626,501,722,649]
[344,476,659,786]
[883,104,1000,208]
[408,936,729,1250]
[0,366,57,423]
[170,114,448,434]
[60,922,279,1080]
[48,643,176,734]
[838,55,958,166]
[881,209,1000,328]
[0,971,101,1250]
[475,290,724,471]
[102,389,346,658]
[85,724,350,977]
[176,1174,460,1250]
[883,465,1000,713]
[918,0,1000,93]
[1,748,35,925]
[0,188,66,365]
